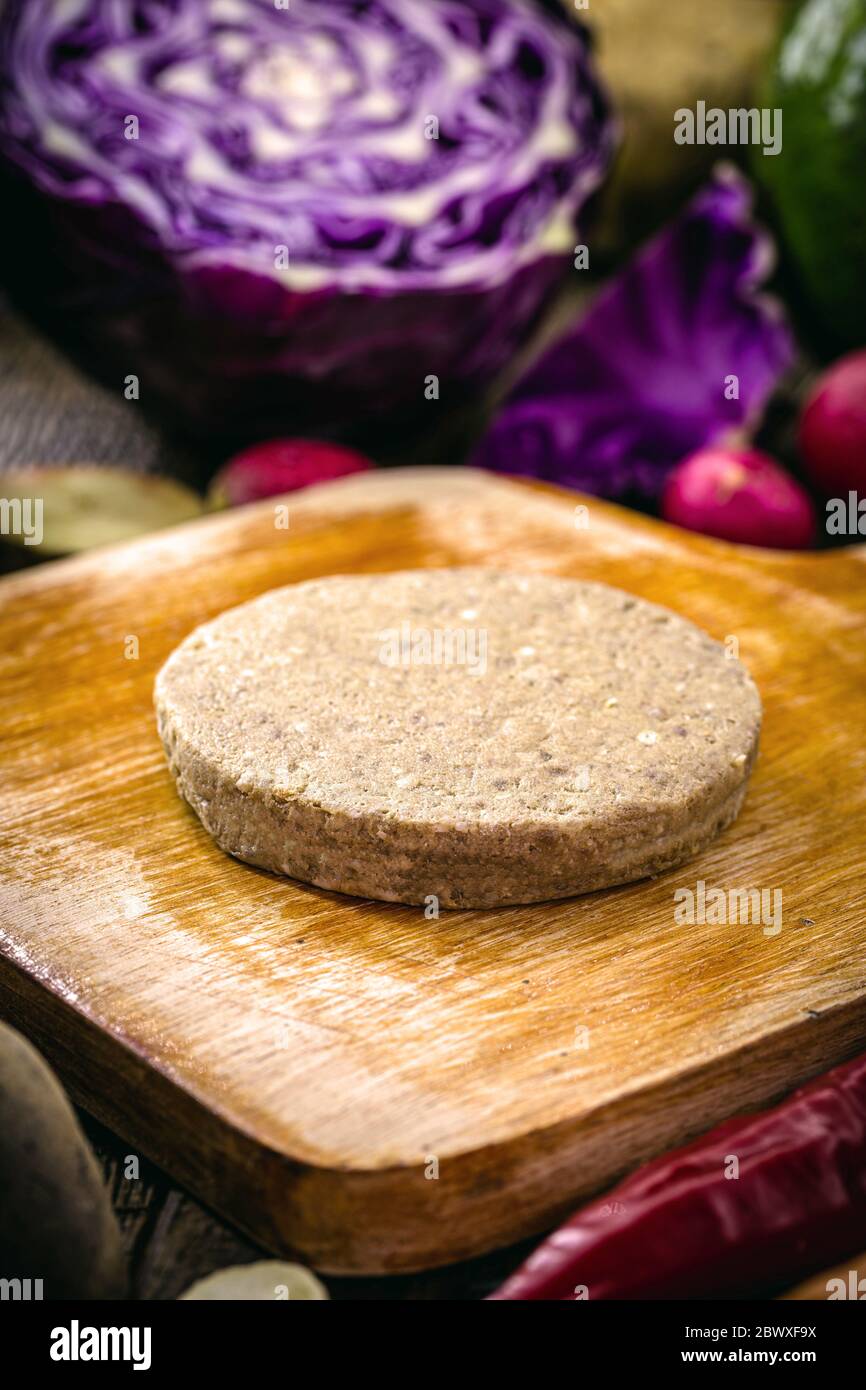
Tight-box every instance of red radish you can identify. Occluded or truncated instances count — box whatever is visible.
[799,350,866,498]
[662,446,815,549]
[209,438,373,508]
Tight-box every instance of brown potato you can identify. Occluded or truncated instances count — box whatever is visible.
[0,1021,126,1299]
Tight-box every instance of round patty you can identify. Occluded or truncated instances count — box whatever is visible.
[154,569,761,908]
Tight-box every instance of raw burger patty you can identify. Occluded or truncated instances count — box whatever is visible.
[154,569,761,908]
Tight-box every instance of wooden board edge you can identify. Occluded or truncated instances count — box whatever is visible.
[3,953,865,1275]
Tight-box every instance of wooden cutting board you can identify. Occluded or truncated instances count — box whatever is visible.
[1,467,865,1275]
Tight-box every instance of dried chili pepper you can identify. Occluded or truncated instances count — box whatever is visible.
[491,1051,866,1300]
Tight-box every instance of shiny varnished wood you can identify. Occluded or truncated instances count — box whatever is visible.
[1,467,864,1273]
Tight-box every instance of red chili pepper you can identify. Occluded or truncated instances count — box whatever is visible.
[491,1052,866,1300]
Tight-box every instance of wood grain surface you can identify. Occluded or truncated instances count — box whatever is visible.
[1,467,865,1274]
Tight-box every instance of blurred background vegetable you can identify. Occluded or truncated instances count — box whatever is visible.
[0,0,613,442]
[0,465,203,559]
[581,0,793,252]
[0,1021,127,1300]
[754,0,866,353]
[799,351,866,498]
[662,446,815,549]
[1,0,863,555]
[474,168,795,506]
[209,440,374,509]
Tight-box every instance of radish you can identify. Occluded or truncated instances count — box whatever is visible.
[662,446,815,550]
[209,438,373,508]
[799,350,866,498]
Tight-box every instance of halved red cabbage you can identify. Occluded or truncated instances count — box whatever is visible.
[474,166,795,502]
[0,0,613,436]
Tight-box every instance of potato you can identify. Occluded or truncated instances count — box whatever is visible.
[0,465,202,557]
[179,1262,328,1301]
[0,1022,126,1299]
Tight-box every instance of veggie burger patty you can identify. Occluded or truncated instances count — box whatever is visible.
[154,569,761,907]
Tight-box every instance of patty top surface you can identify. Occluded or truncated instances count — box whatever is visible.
[154,568,761,828]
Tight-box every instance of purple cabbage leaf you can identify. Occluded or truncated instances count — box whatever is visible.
[473,165,795,502]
